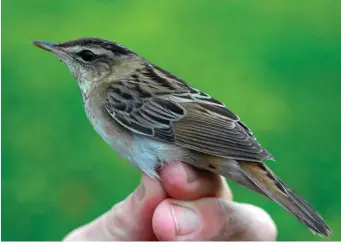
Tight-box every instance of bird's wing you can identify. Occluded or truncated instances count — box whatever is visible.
[172,101,272,161]
[104,65,272,161]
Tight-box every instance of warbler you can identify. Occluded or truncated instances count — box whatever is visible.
[32,37,331,237]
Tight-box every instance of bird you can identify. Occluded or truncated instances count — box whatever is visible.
[32,37,331,237]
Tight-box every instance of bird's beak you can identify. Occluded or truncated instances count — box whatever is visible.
[32,40,58,53]
[32,40,70,62]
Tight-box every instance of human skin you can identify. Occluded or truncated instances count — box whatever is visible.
[63,162,277,241]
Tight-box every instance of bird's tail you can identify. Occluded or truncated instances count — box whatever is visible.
[237,161,331,237]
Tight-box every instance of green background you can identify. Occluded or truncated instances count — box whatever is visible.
[2,0,341,240]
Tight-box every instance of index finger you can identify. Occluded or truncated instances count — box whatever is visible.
[160,162,232,201]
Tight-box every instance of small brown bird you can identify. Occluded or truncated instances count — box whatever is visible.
[32,37,331,237]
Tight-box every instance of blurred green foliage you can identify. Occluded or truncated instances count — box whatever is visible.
[2,0,341,240]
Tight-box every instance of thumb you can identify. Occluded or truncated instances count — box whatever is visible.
[63,175,166,241]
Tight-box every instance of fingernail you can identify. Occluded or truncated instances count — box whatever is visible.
[170,203,199,236]
[135,177,145,201]
[182,164,198,183]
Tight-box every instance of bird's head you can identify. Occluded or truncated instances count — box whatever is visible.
[32,37,142,95]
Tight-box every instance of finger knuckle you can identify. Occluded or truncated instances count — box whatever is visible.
[105,201,132,239]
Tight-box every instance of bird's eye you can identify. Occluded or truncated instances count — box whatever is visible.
[77,50,95,62]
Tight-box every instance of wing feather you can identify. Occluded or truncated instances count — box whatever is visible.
[104,70,273,161]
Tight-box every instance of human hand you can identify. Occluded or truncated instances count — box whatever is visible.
[63,163,277,241]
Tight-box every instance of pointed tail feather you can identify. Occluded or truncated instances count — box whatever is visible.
[239,162,331,237]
